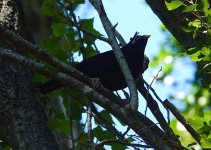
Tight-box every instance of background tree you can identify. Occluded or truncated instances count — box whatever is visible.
[0,0,210,150]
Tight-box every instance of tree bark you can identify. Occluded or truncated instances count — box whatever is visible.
[0,1,59,149]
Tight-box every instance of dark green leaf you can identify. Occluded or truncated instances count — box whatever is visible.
[93,127,116,141]
[99,110,114,125]
[111,143,127,150]
[182,4,198,13]
[80,18,103,45]
[181,26,195,33]
[48,118,70,135]
[85,45,98,59]
[198,0,209,13]
[51,23,67,37]
[69,100,83,120]
[41,0,56,16]
[165,0,183,11]
[45,36,69,60]
[71,0,85,10]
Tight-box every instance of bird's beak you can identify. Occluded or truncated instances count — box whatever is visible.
[144,34,151,39]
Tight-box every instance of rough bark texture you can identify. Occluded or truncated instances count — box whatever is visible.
[0,1,59,149]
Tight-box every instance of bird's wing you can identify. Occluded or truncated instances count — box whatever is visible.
[75,50,118,78]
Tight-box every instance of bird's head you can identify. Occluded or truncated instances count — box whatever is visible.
[131,34,150,45]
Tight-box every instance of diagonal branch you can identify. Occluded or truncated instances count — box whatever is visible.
[89,0,138,110]
[136,78,182,147]
[163,99,201,144]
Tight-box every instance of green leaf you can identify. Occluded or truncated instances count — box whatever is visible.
[41,0,56,16]
[32,72,48,82]
[200,47,211,61]
[71,0,85,10]
[93,127,116,141]
[80,18,102,44]
[111,143,127,150]
[100,110,114,125]
[198,0,209,13]
[198,122,211,135]
[70,104,83,120]
[182,4,198,13]
[188,19,202,28]
[48,118,70,135]
[127,137,135,142]
[45,36,69,61]
[201,135,211,149]
[190,51,202,61]
[181,26,195,33]
[203,110,211,123]
[85,45,98,59]
[51,23,67,37]
[165,0,183,11]
[207,14,211,24]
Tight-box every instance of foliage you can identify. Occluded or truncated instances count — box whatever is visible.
[165,0,211,90]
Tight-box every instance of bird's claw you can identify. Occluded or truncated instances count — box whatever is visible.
[91,78,101,90]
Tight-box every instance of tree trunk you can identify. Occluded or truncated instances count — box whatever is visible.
[0,0,59,149]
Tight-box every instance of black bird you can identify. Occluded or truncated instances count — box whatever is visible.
[39,34,150,94]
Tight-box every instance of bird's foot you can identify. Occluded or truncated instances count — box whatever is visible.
[91,78,101,90]
[122,89,130,105]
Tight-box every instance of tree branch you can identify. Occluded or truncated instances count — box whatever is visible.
[163,99,201,144]
[89,0,138,110]
[136,78,182,147]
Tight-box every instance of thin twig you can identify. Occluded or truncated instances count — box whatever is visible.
[56,2,110,44]
[143,79,171,124]
[147,66,162,91]
[144,67,162,115]
[123,127,130,136]
[94,139,151,149]
[68,4,86,59]
[69,98,75,149]
[87,104,94,145]
[91,104,126,141]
